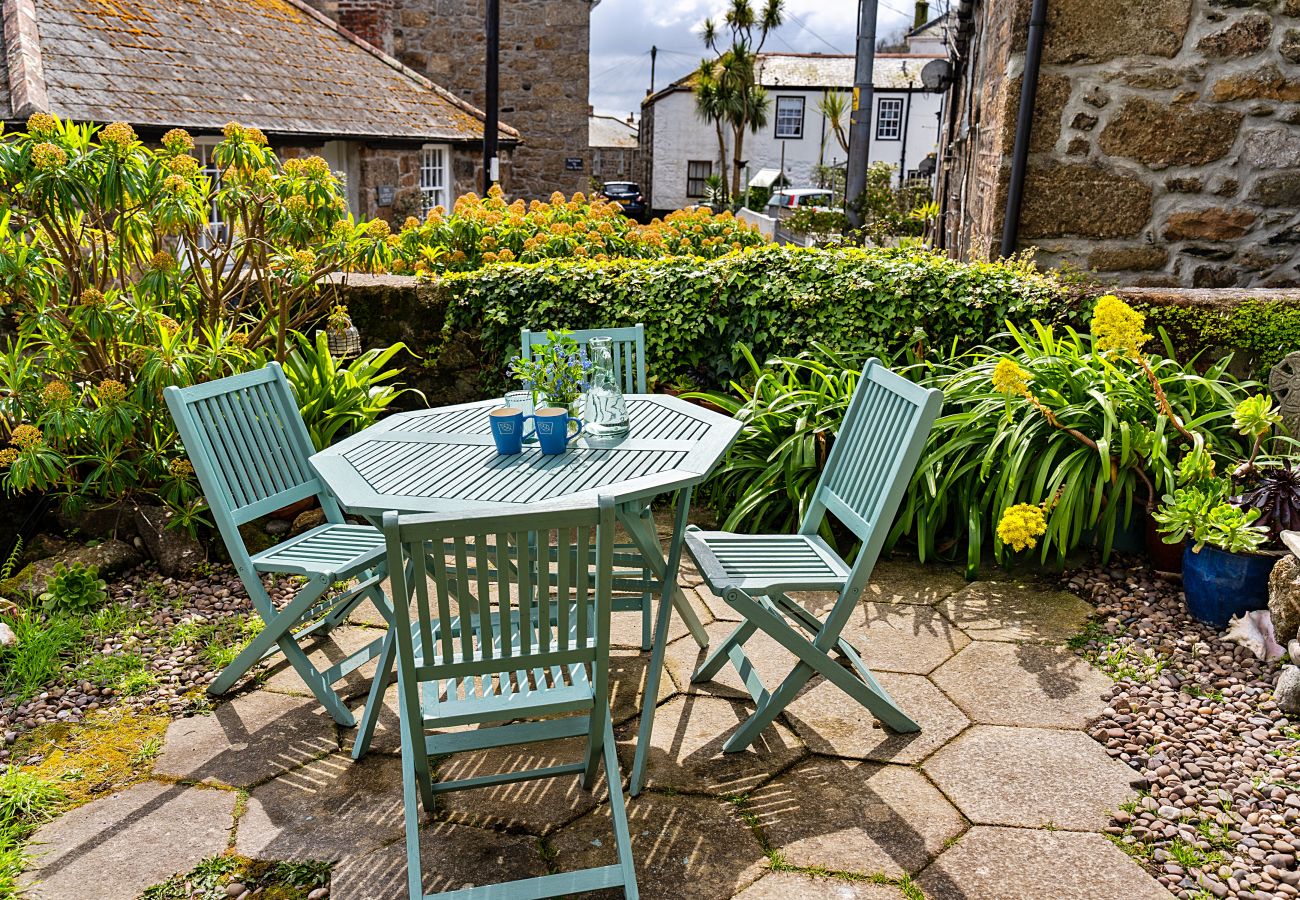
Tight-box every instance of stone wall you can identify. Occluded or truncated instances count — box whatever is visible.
[355,143,502,224]
[941,0,1300,288]
[311,0,593,200]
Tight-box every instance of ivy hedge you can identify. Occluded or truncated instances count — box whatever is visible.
[424,245,1074,392]
[1133,296,1300,379]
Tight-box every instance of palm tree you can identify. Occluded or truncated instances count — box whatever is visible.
[693,60,732,202]
[701,0,785,197]
[818,90,850,161]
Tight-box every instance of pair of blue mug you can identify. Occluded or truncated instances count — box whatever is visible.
[489,406,581,455]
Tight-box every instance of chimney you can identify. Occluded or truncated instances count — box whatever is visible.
[627,113,635,124]
[913,0,929,29]
[338,0,394,56]
[588,104,595,116]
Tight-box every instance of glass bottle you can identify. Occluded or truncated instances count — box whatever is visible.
[585,336,630,435]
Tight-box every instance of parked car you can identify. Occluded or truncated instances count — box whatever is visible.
[598,182,647,221]
[764,188,835,220]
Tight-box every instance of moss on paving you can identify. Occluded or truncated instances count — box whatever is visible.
[140,855,332,900]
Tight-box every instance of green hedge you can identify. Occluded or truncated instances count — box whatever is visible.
[1135,298,1300,379]
[426,245,1073,392]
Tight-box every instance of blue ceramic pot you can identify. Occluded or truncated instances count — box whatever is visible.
[1181,544,1279,628]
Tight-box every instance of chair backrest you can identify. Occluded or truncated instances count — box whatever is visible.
[802,359,943,590]
[520,324,647,394]
[164,363,341,564]
[382,496,616,722]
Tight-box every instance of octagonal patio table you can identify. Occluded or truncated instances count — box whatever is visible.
[309,393,741,794]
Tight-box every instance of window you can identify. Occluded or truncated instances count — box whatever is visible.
[192,140,227,247]
[876,97,903,141]
[686,160,712,198]
[419,144,449,214]
[774,96,805,139]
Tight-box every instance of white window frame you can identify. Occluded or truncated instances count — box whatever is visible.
[876,97,903,141]
[191,139,228,248]
[419,143,450,214]
[686,159,712,198]
[774,95,805,139]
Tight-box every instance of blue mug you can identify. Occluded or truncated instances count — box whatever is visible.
[534,406,581,454]
[489,407,527,454]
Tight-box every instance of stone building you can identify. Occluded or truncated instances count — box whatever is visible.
[939,0,1300,287]
[0,0,517,223]
[322,0,597,199]
[589,112,638,183]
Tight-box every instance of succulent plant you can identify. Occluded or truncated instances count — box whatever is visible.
[1235,463,1300,541]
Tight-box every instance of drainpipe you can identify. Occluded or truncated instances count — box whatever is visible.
[999,0,1048,258]
[899,82,913,186]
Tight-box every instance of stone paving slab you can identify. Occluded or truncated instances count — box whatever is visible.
[918,826,1178,900]
[663,621,798,699]
[935,579,1093,643]
[21,781,235,900]
[549,791,769,900]
[616,695,807,795]
[260,625,385,700]
[923,724,1141,830]
[235,752,404,865]
[153,690,339,788]
[838,601,972,675]
[435,737,605,834]
[731,871,905,899]
[331,821,547,900]
[783,672,969,764]
[609,647,678,725]
[931,639,1111,728]
[747,756,966,878]
[859,558,969,606]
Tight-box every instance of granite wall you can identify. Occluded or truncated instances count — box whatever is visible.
[941,0,1300,288]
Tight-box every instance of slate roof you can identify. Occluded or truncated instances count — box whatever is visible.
[589,114,637,149]
[3,0,518,143]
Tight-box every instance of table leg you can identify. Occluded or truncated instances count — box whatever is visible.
[624,487,695,796]
[617,496,708,649]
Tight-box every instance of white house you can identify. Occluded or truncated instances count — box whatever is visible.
[639,51,946,214]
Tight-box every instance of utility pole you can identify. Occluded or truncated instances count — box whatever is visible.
[845,0,878,230]
[483,0,500,191]
[649,45,658,94]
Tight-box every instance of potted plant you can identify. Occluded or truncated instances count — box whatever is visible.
[508,330,590,426]
[1153,395,1299,626]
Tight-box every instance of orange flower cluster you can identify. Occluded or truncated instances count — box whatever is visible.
[390,186,764,275]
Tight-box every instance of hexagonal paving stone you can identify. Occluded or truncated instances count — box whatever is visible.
[931,640,1111,728]
[153,690,338,788]
[609,647,678,725]
[21,781,235,900]
[923,725,1140,830]
[918,826,1175,900]
[783,672,969,764]
[747,756,965,878]
[235,752,404,864]
[936,579,1093,643]
[840,601,971,675]
[331,820,547,900]
[549,791,768,900]
[861,558,969,605]
[435,737,604,834]
[663,621,798,699]
[261,625,386,700]
[732,871,905,899]
[616,695,807,795]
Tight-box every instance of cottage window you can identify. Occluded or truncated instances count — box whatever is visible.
[686,160,712,198]
[876,97,903,141]
[774,96,804,139]
[192,140,228,247]
[420,144,449,214]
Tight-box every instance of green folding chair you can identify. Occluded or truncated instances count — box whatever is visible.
[683,359,943,753]
[383,495,638,900]
[522,324,656,650]
[164,363,392,731]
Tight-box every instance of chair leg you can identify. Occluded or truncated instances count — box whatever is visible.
[399,702,426,900]
[691,619,757,684]
[583,705,608,791]
[639,577,652,652]
[353,628,396,760]
[280,637,356,727]
[603,717,639,900]
[209,579,328,695]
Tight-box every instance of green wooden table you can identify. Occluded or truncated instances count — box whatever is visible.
[309,394,741,793]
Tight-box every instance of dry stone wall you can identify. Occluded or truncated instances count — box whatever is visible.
[947,0,1300,288]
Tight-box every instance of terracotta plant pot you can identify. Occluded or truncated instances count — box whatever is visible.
[1144,514,1185,574]
[270,497,315,521]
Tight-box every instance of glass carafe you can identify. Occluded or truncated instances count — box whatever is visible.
[585,336,630,435]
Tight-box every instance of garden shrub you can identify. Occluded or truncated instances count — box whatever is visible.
[391,187,764,275]
[424,243,1072,392]
[0,114,397,518]
[1136,297,1300,379]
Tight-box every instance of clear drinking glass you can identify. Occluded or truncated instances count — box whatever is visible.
[504,389,537,442]
[584,336,630,436]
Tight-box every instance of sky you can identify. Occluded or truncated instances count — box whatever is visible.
[589,0,916,119]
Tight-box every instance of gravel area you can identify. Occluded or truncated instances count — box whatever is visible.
[0,562,292,770]
[1066,557,1300,900]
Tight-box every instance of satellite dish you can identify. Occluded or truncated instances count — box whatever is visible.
[921,59,952,91]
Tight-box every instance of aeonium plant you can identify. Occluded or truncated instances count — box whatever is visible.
[1152,393,1300,555]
